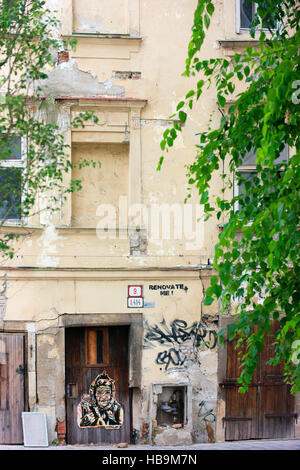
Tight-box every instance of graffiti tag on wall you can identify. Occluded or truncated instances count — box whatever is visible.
[143,318,218,371]
[198,401,216,423]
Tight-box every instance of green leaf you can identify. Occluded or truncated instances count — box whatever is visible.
[217,93,226,107]
[179,110,187,123]
[157,156,164,171]
[206,3,215,16]
[200,190,209,204]
[185,90,195,99]
[203,296,215,306]
[176,101,185,111]
[204,14,210,29]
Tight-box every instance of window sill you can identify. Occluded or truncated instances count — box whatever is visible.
[63,33,142,41]
[218,39,260,49]
[0,223,43,230]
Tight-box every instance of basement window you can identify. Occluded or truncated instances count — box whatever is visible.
[156,385,187,427]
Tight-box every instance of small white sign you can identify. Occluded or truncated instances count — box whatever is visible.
[128,285,143,297]
[128,297,144,308]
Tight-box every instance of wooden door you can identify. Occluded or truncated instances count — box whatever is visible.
[65,326,130,444]
[259,321,296,438]
[0,334,25,444]
[223,336,259,440]
[223,321,296,440]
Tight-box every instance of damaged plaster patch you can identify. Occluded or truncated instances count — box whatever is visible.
[39,60,125,98]
[37,224,65,267]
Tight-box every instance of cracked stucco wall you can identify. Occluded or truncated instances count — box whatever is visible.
[39,59,125,99]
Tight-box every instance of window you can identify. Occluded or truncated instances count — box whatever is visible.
[0,135,25,224]
[236,1,278,33]
[85,328,109,366]
[234,146,288,212]
[156,385,187,427]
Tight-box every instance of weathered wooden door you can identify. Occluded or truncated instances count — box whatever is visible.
[223,321,296,440]
[65,326,130,444]
[0,334,25,444]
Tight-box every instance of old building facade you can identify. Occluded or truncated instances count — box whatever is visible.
[0,0,299,446]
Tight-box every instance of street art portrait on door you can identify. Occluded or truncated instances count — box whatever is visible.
[77,373,124,429]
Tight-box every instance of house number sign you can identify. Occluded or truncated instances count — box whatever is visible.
[127,285,144,308]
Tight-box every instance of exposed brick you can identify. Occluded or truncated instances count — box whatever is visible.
[140,421,149,444]
[58,51,69,64]
[130,230,147,256]
[113,71,141,80]
[57,419,66,435]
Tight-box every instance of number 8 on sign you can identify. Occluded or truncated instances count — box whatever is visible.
[128,285,142,297]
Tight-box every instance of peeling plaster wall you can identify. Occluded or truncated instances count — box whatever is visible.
[1,0,298,446]
[39,60,125,98]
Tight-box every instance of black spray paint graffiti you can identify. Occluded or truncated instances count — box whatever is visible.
[198,401,216,423]
[143,319,218,371]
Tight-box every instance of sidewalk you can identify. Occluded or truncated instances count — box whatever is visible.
[0,438,300,450]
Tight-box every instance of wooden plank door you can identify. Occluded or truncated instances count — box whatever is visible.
[223,321,296,440]
[65,326,130,444]
[223,337,260,440]
[259,321,296,438]
[0,334,25,444]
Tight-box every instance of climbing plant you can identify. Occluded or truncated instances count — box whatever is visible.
[159,1,300,393]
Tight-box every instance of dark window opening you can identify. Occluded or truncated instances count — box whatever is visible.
[156,386,186,427]
[240,0,255,29]
[85,328,109,366]
[0,167,22,220]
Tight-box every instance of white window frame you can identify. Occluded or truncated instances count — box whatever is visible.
[235,0,279,34]
[0,135,27,226]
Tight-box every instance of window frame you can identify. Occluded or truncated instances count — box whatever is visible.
[235,0,280,34]
[233,166,257,213]
[0,135,27,226]
[233,146,289,213]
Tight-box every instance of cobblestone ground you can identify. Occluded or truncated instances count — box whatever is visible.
[0,439,300,450]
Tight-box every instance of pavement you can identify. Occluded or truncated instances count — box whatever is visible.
[0,438,300,450]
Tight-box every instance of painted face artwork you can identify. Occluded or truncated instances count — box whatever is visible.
[77,373,124,429]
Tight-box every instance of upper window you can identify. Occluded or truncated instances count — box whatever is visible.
[240,0,255,29]
[234,146,288,212]
[236,1,278,33]
[0,135,25,223]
